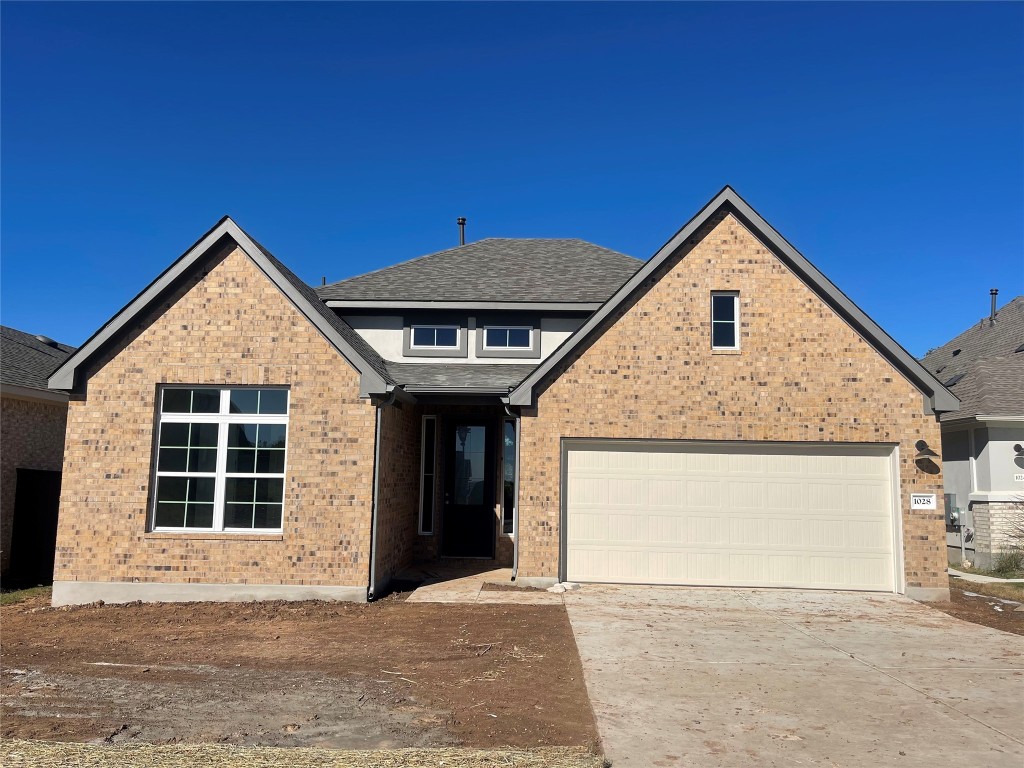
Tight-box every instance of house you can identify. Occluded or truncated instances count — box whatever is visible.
[920,294,1024,568]
[1,326,76,585]
[47,187,959,606]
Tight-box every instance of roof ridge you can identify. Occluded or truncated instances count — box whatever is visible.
[318,237,640,293]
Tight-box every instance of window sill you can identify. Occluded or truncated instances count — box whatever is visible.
[711,349,742,355]
[146,532,284,542]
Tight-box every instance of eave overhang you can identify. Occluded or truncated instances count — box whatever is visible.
[325,300,602,312]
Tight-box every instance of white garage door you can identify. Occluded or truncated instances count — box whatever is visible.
[565,442,898,592]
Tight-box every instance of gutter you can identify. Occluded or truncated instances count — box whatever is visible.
[325,300,603,311]
[367,385,401,601]
[0,383,70,404]
[401,386,522,395]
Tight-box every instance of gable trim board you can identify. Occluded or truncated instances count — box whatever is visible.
[48,217,393,398]
[508,186,959,415]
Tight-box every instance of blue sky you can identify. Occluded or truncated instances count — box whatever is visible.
[2,2,1021,356]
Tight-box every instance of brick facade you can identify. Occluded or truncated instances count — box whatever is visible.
[372,402,422,589]
[0,394,69,575]
[54,213,950,600]
[516,212,948,593]
[55,246,378,590]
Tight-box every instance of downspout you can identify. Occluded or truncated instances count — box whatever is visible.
[367,386,401,601]
[503,399,521,581]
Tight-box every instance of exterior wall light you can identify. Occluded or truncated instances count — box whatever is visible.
[914,440,941,474]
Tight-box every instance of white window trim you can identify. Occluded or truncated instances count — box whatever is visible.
[418,415,437,535]
[711,292,740,350]
[150,387,289,533]
[410,324,461,350]
[483,325,534,351]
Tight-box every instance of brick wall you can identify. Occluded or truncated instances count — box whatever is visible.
[373,401,422,589]
[0,395,69,575]
[517,212,948,592]
[55,246,377,588]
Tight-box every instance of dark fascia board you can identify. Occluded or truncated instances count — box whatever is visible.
[0,382,70,404]
[326,300,602,312]
[940,414,1024,426]
[509,186,960,414]
[48,217,391,397]
[403,385,513,395]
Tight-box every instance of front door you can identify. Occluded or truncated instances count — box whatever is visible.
[442,421,495,558]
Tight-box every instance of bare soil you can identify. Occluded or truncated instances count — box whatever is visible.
[0,592,598,750]
[479,583,548,593]
[929,583,1024,635]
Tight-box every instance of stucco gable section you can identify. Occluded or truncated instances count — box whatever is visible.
[49,217,392,397]
[509,187,959,414]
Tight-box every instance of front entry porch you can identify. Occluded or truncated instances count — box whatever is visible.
[416,404,516,566]
[373,401,518,596]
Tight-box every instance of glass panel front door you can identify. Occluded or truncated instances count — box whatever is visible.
[442,421,495,557]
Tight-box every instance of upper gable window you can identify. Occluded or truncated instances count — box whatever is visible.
[152,386,289,533]
[711,292,739,350]
[483,326,532,350]
[411,325,460,349]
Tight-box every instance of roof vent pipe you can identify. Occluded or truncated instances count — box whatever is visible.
[990,288,999,325]
[457,217,466,246]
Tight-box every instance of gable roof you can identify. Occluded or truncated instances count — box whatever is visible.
[316,238,642,305]
[1,326,76,395]
[508,186,960,414]
[48,217,394,397]
[920,295,1024,421]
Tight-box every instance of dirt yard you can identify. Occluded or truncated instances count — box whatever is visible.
[930,582,1024,635]
[0,592,598,751]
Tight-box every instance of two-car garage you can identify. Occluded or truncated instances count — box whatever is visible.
[564,441,901,593]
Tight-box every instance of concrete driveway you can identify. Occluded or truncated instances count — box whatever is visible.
[565,586,1024,767]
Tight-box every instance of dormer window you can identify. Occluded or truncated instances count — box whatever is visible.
[475,316,542,359]
[411,325,460,349]
[484,326,532,350]
[403,317,469,358]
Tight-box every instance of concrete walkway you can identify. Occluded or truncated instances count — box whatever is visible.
[949,566,1024,584]
[565,586,1024,767]
[404,568,565,605]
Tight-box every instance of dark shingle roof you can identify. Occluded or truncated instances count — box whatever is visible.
[1,326,76,391]
[384,362,537,392]
[920,296,1024,421]
[316,239,642,303]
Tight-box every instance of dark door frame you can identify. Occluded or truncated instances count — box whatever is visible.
[440,417,497,558]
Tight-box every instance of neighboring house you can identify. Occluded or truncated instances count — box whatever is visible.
[0,326,76,584]
[47,187,959,606]
[920,295,1024,568]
